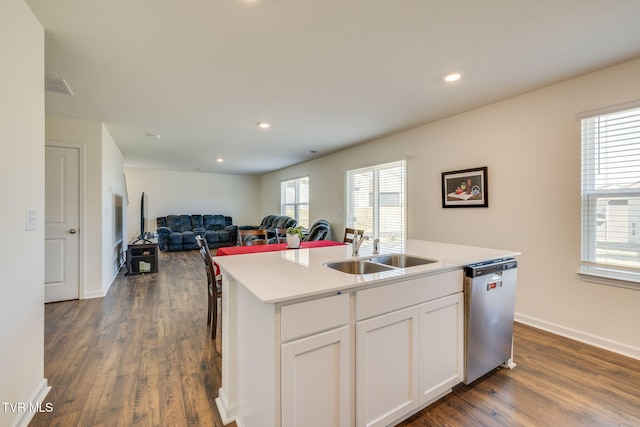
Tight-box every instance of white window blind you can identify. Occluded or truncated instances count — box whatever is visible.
[581,106,640,286]
[345,160,406,250]
[281,176,309,228]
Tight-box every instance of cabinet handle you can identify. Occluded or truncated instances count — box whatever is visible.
[69,229,77,234]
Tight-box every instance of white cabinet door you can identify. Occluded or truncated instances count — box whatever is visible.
[419,292,464,405]
[281,326,351,427]
[356,306,419,427]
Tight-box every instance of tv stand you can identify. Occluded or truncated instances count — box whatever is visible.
[130,232,154,245]
[126,237,158,275]
[130,237,153,244]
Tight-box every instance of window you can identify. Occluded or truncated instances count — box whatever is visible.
[345,160,406,250]
[580,105,640,288]
[281,176,309,228]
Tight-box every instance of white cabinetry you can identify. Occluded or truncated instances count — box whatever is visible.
[355,270,463,427]
[418,293,464,405]
[280,293,351,427]
[282,326,350,427]
[356,306,419,427]
[217,264,467,427]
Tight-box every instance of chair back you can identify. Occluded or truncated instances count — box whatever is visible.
[196,235,214,277]
[274,228,288,244]
[343,227,364,244]
[239,229,268,246]
[196,234,221,340]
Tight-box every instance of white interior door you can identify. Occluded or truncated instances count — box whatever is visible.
[45,145,80,302]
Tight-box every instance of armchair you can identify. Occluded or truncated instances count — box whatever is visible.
[239,214,297,244]
[303,219,331,241]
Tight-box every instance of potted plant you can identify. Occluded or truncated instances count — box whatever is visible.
[286,226,303,248]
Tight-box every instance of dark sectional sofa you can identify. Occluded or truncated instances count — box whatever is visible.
[156,214,237,251]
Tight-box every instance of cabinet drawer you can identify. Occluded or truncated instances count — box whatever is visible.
[356,270,462,321]
[281,293,349,342]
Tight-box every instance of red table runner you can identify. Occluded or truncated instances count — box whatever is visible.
[214,240,345,275]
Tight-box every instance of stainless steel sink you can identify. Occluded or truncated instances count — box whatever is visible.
[368,254,437,268]
[324,253,438,274]
[324,260,394,275]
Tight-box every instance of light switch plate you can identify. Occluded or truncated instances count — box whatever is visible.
[26,208,37,231]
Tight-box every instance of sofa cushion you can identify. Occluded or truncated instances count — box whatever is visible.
[258,215,297,231]
[258,215,277,229]
[157,217,167,228]
[178,215,192,232]
[205,230,220,243]
[181,231,199,250]
[166,215,192,233]
[204,214,231,229]
[275,216,296,229]
[166,215,181,231]
[167,232,183,251]
[191,215,204,230]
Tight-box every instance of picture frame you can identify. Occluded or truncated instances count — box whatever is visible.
[442,166,488,208]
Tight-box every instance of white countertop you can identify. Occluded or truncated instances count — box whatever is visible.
[214,239,520,304]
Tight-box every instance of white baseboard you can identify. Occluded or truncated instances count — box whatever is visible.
[83,289,106,299]
[10,378,51,427]
[83,264,125,300]
[515,312,640,361]
[215,388,241,427]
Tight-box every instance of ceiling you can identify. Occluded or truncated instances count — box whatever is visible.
[26,0,640,175]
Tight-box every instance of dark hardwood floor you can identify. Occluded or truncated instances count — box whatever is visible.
[31,250,640,426]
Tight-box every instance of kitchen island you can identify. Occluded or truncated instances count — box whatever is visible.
[214,240,519,427]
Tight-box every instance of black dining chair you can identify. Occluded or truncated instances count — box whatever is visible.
[196,235,222,340]
[343,227,364,244]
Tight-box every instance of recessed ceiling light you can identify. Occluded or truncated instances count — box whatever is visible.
[443,72,462,82]
[257,122,271,129]
[216,157,224,163]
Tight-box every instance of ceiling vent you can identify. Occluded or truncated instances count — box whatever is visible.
[45,77,74,95]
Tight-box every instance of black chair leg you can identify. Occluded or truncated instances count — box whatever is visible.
[207,291,213,326]
[211,297,217,340]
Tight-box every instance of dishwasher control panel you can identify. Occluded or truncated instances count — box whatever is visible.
[465,258,517,278]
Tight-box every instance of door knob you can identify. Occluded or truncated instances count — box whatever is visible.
[69,229,77,234]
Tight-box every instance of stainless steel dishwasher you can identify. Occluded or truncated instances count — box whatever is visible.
[464,258,518,384]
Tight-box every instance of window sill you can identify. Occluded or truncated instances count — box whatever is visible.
[578,266,640,291]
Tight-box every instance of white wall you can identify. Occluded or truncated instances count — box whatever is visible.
[0,1,47,426]
[261,58,640,357]
[123,168,260,239]
[45,115,124,298]
[101,125,125,292]
[45,115,102,298]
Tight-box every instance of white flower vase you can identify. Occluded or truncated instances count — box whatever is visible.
[286,234,301,248]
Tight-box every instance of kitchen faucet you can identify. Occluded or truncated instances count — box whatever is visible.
[352,234,369,256]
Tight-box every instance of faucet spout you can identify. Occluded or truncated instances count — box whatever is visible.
[352,234,369,256]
